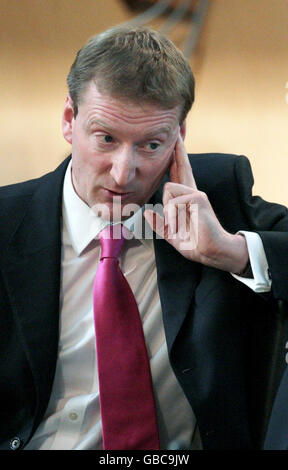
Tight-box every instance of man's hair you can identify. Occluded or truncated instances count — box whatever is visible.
[67,25,195,123]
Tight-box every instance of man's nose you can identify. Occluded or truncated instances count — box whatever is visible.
[110,146,136,187]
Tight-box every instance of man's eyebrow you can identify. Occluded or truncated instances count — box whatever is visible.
[142,127,172,139]
[85,119,172,138]
[85,119,111,130]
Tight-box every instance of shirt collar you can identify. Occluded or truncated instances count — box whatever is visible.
[62,161,154,255]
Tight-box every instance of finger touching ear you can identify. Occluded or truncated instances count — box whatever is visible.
[180,120,186,141]
[173,134,197,189]
[169,151,179,183]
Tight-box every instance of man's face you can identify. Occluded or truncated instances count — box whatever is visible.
[62,81,185,220]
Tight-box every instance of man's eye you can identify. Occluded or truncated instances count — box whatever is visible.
[150,142,159,150]
[102,135,114,143]
[143,142,160,151]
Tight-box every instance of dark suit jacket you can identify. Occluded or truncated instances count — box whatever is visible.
[264,367,288,449]
[1,153,288,450]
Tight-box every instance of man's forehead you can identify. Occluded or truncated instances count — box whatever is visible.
[87,118,177,140]
[81,81,182,125]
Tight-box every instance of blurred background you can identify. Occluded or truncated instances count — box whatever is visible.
[1,0,288,205]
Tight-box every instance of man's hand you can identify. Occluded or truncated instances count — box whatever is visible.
[144,134,249,273]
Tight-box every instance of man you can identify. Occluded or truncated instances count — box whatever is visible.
[0,25,287,451]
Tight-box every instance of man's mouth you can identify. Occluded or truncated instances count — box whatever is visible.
[104,188,135,200]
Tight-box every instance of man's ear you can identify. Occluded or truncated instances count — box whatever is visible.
[180,120,186,141]
[62,95,75,144]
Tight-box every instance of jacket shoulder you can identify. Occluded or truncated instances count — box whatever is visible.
[188,152,248,169]
[0,157,70,247]
[0,177,40,200]
[188,152,250,191]
[0,157,70,201]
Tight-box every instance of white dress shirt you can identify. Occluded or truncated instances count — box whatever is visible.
[25,161,271,450]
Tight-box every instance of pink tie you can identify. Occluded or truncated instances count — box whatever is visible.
[93,225,160,450]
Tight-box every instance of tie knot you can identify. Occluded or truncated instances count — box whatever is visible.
[99,225,126,259]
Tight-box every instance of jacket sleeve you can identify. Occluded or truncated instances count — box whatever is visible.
[234,155,288,302]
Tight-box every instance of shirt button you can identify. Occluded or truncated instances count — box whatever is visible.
[10,437,22,450]
[69,412,79,421]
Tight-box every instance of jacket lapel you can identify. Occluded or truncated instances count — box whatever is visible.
[1,158,70,431]
[153,237,201,354]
